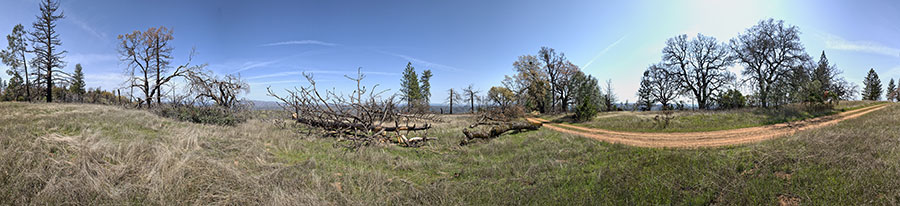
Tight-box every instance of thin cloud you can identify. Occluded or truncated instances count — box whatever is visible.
[246,70,397,80]
[261,40,338,47]
[68,16,107,41]
[230,60,280,74]
[248,80,302,86]
[229,51,331,74]
[377,50,460,71]
[246,71,304,80]
[584,35,626,69]
[67,53,117,65]
[821,33,900,57]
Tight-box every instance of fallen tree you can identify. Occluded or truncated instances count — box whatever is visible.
[460,115,541,145]
[268,68,436,149]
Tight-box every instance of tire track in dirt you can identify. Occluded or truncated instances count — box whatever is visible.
[526,104,890,148]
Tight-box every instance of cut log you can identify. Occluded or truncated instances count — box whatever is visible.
[463,122,541,140]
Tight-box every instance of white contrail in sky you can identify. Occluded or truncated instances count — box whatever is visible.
[583,35,626,69]
[260,40,338,47]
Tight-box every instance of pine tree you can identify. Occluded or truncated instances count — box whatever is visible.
[2,24,32,101]
[70,63,85,101]
[887,78,896,102]
[861,68,882,100]
[636,70,654,111]
[399,62,421,111]
[31,0,67,103]
[420,69,432,105]
[573,72,601,121]
[812,51,834,90]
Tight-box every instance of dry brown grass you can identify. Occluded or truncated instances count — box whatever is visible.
[0,102,334,205]
[2,102,899,205]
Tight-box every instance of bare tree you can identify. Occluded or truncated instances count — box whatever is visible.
[30,0,67,102]
[462,84,479,113]
[731,19,807,107]
[118,27,199,108]
[647,64,681,110]
[603,79,616,111]
[555,61,580,112]
[184,67,249,108]
[445,88,461,114]
[662,34,734,109]
[537,47,579,112]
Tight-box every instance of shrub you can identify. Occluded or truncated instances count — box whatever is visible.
[153,105,248,126]
[716,89,746,110]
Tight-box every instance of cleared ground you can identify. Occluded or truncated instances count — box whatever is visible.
[527,103,889,147]
[1,102,899,205]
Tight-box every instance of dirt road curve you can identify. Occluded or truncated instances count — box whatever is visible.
[526,104,890,148]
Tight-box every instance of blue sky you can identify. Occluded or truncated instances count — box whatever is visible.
[1,0,899,102]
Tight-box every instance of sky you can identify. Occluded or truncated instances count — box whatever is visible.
[1,0,899,103]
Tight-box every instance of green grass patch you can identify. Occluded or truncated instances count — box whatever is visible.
[1,101,898,205]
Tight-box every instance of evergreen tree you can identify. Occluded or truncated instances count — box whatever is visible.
[861,68,882,100]
[399,62,422,111]
[31,0,67,103]
[70,63,85,101]
[812,51,834,91]
[420,69,432,105]
[573,72,601,121]
[636,70,654,111]
[3,71,24,101]
[1,24,31,101]
[887,78,896,102]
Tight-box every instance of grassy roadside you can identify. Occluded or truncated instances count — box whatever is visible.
[553,101,884,133]
[1,102,898,205]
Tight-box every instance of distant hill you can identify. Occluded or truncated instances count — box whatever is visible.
[248,100,282,110]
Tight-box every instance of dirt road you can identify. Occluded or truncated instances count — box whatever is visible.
[526,104,889,148]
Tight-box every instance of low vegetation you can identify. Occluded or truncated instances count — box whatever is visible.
[2,101,899,205]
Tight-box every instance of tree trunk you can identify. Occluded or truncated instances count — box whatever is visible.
[449,91,453,114]
[21,51,30,101]
[462,122,541,143]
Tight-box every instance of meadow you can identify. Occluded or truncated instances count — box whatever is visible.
[1,102,898,205]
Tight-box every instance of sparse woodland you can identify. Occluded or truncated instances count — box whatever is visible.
[3,1,900,205]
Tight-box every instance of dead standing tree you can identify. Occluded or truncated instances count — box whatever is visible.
[268,69,436,148]
[184,68,249,108]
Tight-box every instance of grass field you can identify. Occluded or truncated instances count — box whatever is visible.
[543,101,883,133]
[1,102,899,205]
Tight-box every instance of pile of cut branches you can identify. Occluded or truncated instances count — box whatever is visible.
[268,69,436,149]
